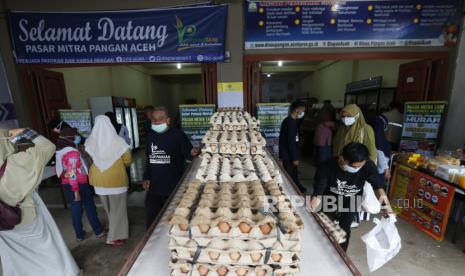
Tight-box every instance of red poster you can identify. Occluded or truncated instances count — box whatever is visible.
[390,165,455,241]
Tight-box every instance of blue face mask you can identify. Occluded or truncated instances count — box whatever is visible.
[152,123,168,133]
[73,135,81,145]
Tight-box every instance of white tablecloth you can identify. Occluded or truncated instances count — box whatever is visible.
[127,158,354,276]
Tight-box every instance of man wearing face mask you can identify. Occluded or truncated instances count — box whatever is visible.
[279,100,307,193]
[310,142,393,251]
[142,106,200,228]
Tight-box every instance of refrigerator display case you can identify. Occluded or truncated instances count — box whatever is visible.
[90,96,140,149]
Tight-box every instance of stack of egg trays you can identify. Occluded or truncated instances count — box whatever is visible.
[168,179,303,276]
[169,261,300,276]
[210,110,260,131]
[195,153,283,184]
[202,130,266,155]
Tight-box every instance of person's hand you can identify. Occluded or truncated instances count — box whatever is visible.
[381,205,395,218]
[74,191,81,201]
[384,169,391,180]
[293,160,299,167]
[143,180,150,191]
[8,128,26,139]
[191,148,200,157]
[310,196,320,211]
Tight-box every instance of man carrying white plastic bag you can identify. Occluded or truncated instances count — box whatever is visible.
[362,215,401,272]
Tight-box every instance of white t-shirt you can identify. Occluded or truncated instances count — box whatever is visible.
[94,186,128,196]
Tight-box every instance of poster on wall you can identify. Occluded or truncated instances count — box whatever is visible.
[179,104,215,147]
[256,102,289,153]
[399,101,447,156]
[0,56,18,129]
[218,82,244,108]
[58,109,93,137]
[244,0,462,49]
[390,164,455,241]
[7,4,227,64]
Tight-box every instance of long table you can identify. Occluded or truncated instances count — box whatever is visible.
[119,153,361,276]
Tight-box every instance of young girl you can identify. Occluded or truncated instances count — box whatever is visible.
[55,127,104,241]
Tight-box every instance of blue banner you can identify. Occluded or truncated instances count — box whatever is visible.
[8,5,227,64]
[245,0,462,49]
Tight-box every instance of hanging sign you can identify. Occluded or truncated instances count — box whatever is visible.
[256,102,290,153]
[399,101,447,157]
[180,104,215,147]
[218,82,244,108]
[7,5,227,64]
[244,0,462,49]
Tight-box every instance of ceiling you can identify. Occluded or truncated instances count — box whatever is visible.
[261,60,338,74]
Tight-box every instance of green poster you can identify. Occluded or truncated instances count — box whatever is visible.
[179,104,215,147]
[256,103,290,152]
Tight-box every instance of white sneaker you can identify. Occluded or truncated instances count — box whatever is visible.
[351,221,359,228]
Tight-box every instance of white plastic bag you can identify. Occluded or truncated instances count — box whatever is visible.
[361,216,401,272]
[361,181,381,214]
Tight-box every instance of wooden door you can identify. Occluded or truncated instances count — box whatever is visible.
[395,60,432,104]
[201,63,217,105]
[21,67,69,138]
[243,61,262,115]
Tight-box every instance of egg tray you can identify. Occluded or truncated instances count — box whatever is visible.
[202,130,266,147]
[169,261,299,276]
[168,220,302,240]
[170,239,300,266]
[210,111,260,131]
[169,236,301,253]
[315,212,347,244]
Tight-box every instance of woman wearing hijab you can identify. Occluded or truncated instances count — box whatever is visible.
[313,102,336,164]
[0,128,80,276]
[56,127,104,241]
[105,111,131,146]
[366,114,392,189]
[333,104,377,163]
[85,115,132,246]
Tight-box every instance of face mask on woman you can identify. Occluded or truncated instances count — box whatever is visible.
[298,112,305,119]
[152,123,168,133]
[73,135,81,145]
[342,113,359,126]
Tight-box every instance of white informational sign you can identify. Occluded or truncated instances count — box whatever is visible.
[0,55,18,128]
[58,110,93,137]
[218,82,244,108]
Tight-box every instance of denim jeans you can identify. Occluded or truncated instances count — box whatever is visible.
[316,145,332,164]
[63,184,103,239]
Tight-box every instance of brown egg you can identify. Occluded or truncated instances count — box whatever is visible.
[239,222,252,233]
[218,222,231,233]
[241,146,248,153]
[236,268,248,276]
[211,144,217,151]
[208,251,220,261]
[221,144,227,151]
[178,224,188,231]
[229,251,241,261]
[275,273,284,276]
[217,266,228,276]
[231,146,237,153]
[256,269,266,276]
[251,253,262,262]
[180,266,189,273]
[251,146,257,153]
[197,265,209,276]
[198,224,210,234]
[259,223,272,235]
[271,253,282,262]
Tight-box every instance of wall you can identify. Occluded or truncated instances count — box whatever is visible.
[152,75,203,118]
[310,61,354,105]
[441,26,465,149]
[51,65,153,109]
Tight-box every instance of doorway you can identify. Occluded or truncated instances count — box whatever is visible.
[19,62,217,138]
